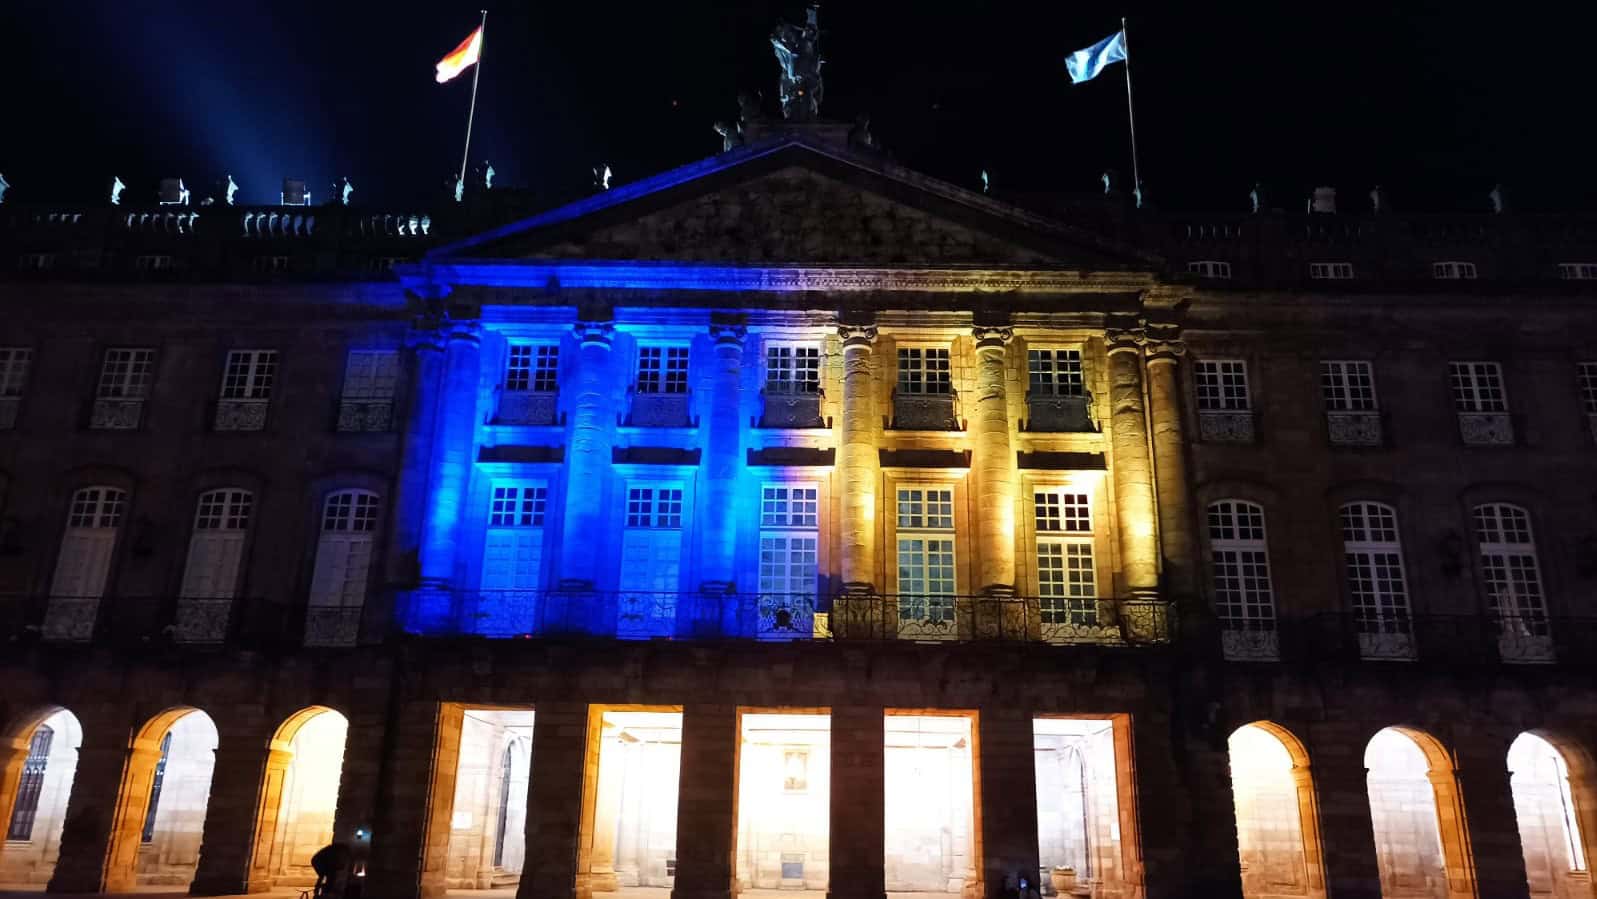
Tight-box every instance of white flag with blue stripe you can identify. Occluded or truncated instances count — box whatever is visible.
[1065,30,1127,84]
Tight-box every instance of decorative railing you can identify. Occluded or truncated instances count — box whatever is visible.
[494,390,559,426]
[1208,613,1596,666]
[90,397,145,430]
[0,595,370,650]
[1025,393,1095,433]
[214,398,270,431]
[626,391,693,427]
[1325,410,1382,447]
[1198,409,1256,444]
[891,391,960,431]
[337,398,394,432]
[759,389,824,429]
[1457,411,1514,446]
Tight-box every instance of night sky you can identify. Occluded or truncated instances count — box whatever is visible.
[3,0,1592,213]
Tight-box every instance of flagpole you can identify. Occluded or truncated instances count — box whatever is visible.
[1120,16,1142,197]
[458,9,488,187]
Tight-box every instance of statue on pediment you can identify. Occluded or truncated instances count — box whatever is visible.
[771,5,824,120]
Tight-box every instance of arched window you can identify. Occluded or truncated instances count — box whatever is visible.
[180,489,253,599]
[45,486,127,641]
[5,724,54,841]
[306,490,380,646]
[1472,503,1552,662]
[1508,733,1588,895]
[1340,502,1413,659]
[1207,500,1277,660]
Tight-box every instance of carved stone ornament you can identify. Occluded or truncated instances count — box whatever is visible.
[836,322,878,346]
[710,322,749,345]
[971,325,1013,349]
[574,320,616,347]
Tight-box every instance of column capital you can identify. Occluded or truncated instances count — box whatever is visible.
[436,320,480,345]
[574,319,616,348]
[837,322,879,347]
[709,322,748,346]
[1142,320,1185,362]
[971,325,1013,350]
[1105,324,1145,355]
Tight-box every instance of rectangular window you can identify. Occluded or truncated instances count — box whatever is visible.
[1194,359,1251,411]
[97,348,155,399]
[765,344,821,395]
[636,346,689,394]
[506,344,560,392]
[1433,261,1478,280]
[896,347,951,395]
[897,487,956,627]
[897,487,955,530]
[1035,490,1097,626]
[220,349,278,400]
[626,486,683,528]
[1320,360,1377,411]
[1578,362,1597,414]
[489,485,547,527]
[0,348,33,397]
[341,350,399,401]
[761,484,819,527]
[1558,263,1597,280]
[1189,260,1233,279]
[1449,361,1508,412]
[1309,262,1356,280]
[1028,348,1085,397]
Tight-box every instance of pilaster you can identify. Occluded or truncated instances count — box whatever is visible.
[698,321,747,621]
[671,704,739,899]
[970,326,1016,595]
[835,320,882,638]
[364,701,462,899]
[827,705,886,899]
[1142,322,1198,599]
[50,741,160,893]
[521,703,590,899]
[976,708,1037,899]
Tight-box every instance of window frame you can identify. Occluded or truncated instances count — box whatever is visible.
[1308,262,1356,280]
[1188,260,1234,279]
[1471,502,1549,627]
[487,482,549,529]
[1577,362,1597,414]
[895,346,953,396]
[1194,359,1252,411]
[1557,263,1597,280]
[1320,360,1379,411]
[340,349,400,402]
[0,347,34,397]
[219,349,279,401]
[1448,361,1509,412]
[1027,347,1086,398]
[1339,501,1411,630]
[625,484,686,529]
[96,347,156,400]
[1206,499,1277,632]
[634,344,690,395]
[1433,260,1478,280]
[505,344,561,394]
[894,484,957,621]
[1033,488,1098,626]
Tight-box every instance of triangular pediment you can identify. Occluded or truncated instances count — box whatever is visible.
[432,138,1158,271]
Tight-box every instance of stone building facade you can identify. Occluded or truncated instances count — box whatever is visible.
[0,123,1595,899]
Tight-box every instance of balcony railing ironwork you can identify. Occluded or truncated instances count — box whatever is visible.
[0,595,372,650]
[1211,612,1595,666]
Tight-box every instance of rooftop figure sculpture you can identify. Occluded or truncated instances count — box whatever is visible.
[225,175,238,206]
[713,121,744,153]
[0,172,8,205]
[771,5,824,120]
[341,177,354,206]
[110,176,125,206]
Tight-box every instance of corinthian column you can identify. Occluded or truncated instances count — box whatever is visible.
[1144,326,1198,597]
[559,320,616,589]
[419,323,482,585]
[1106,326,1160,596]
[971,326,1016,593]
[837,321,880,597]
[699,322,746,591]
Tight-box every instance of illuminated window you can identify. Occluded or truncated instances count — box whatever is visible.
[1035,490,1096,627]
[4,725,53,841]
[626,487,684,528]
[220,350,278,400]
[1449,361,1507,412]
[636,345,689,394]
[1195,360,1251,410]
[140,732,173,843]
[1207,500,1276,632]
[1321,360,1377,411]
[322,491,380,533]
[341,350,399,401]
[765,343,821,394]
[1473,503,1548,634]
[1309,262,1356,280]
[897,487,956,626]
[1558,263,1597,280]
[1577,362,1597,414]
[181,489,254,600]
[97,348,155,399]
[897,347,951,395]
[1028,348,1085,397]
[1188,260,1233,279]
[1340,502,1411,636]
[489,486,547,527]
[0,347,33,397]
[50,486,125,604]
[506,344,559,392]
[761,485,818,528]
[1433,261,1477,280]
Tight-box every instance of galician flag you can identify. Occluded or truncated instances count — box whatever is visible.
[435,26,484,83]
[1065,30,1127,84]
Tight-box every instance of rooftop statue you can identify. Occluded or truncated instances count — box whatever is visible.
[225,174,238,206]
[1249,182,1264,214]
[771,5,824,120]
[1489,183,1505,214]
[713,120,744,153]
[341,177,354,206]
[110,176,125,206]
[484,162,495,190]
[0,172,8,204]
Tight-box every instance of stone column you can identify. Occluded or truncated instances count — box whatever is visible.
[1308,732,1382,899]
[828,705,885,899]
[50,740,161,893]
[364,701,463,899]
[521,703,590,899]
[588,729,625,892]
[696,323,747,636]
[559,321,617,592]
[1448,743,1525,899]
[419,324,482,587]
[971,326,1017,593]
[1105,327,1160,597]
[189,743,292,894]
[977,708,1037,899]
[331,707,391,880]
[835,322,881,637]
[392,337,446,629]
[672,704,739,899]
[1143,329,1198,599]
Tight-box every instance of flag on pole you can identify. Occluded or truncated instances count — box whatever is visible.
[1064,30,1127,84]
[435,26,484,83]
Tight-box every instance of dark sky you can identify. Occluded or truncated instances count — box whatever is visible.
[2,0,1592,213]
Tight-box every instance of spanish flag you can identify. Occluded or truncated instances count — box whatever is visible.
[435,26,484,84]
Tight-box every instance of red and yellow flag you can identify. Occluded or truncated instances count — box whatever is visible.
[435,26,483,84]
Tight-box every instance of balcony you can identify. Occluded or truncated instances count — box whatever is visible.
[494,390,558,426]
[891,390,959,431]
[1457,411,1514,446]
[1026,393,1095,433]
[626,391,693,427]
[90,397,145,430]
[337,399,394,432]
[1198,409,1256,444]
[1326,410,1382,447]
[214,398,269,431]
[759,388,824,429]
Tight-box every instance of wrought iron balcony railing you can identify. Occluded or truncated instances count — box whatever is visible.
[0,595,374,651]
[1209,613,1597,667]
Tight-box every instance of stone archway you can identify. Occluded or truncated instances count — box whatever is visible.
[97,707,222,891]
[240,706,350,890]
[1363,727,1476,899]
[1226,721,1326,899]
[1507,731,1594,898]
[0,707,84,886]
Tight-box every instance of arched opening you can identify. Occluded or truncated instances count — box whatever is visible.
[0,708,83,886]
[1227,722,1325,899]
[133,708,219,887]
[253,707,349,889]
[885,713,976,897]
[1507,732,1591,897]
[1364,727,1472,899]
